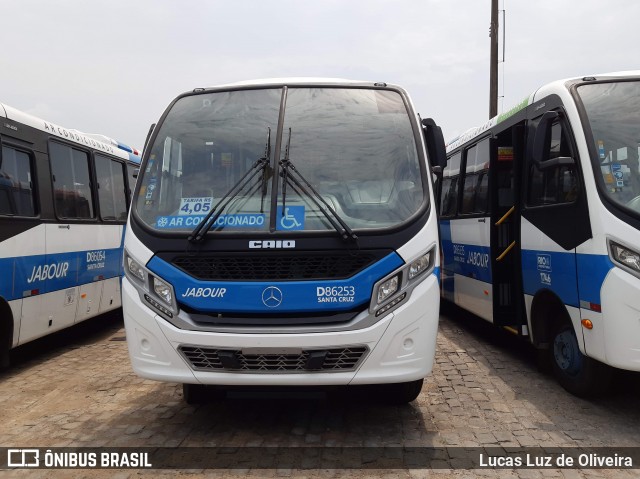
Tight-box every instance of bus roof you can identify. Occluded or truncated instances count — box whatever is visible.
[445,70,640,153]
[192,77,402,91]
[0,101,137,163]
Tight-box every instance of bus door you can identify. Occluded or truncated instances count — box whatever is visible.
[453,138,493,321]
[490,124,526,331]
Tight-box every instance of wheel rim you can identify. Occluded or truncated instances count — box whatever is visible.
[553,328,582,376]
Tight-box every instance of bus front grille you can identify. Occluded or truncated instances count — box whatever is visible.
[167,250,388,281]
[178,346,368,373]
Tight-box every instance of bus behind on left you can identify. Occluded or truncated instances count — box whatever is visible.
[0,101,140,368]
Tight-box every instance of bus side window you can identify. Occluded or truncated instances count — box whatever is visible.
[460,144,477,214]
[440,177,458,216]
[440,152,461,217]
[475,171,489,213]
[95,155,128,221]
[527,122,579,206]
[50,142,95,219]
[460,138,490,215]
[0,145,37,216]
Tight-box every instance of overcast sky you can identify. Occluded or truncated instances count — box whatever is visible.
[2,0,638,149]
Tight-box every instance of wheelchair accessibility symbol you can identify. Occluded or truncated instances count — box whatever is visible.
[276,205,305,231]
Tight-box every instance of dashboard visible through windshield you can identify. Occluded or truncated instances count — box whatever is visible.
[134,86,426,235]
[578,80,640,219]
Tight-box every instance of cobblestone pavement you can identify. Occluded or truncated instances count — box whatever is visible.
[1,307,639,478]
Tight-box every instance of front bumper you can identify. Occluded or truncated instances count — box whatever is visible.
[122,274,439,386]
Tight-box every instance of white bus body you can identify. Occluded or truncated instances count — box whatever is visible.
[439,71,640,396]
[122,78,447,404]
[0,102,140,367]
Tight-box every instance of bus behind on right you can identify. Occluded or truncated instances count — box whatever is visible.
[439,71,640,396]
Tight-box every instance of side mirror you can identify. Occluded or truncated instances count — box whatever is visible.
[431,165,443,177]
[421,118,448,170]
[532,111,576,169]
[532,111,561,166]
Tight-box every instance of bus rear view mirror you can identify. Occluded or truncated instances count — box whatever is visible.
[421,118,447,170]
[532,110,561,165]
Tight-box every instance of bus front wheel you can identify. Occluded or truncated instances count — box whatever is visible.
[380,378,424,405]
[182,383,210,405]
[550,321,610,397]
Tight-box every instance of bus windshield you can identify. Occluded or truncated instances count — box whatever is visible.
[134,86,425,234]
[578,81,640,218]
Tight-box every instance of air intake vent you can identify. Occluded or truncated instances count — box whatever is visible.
[168,250,387,281]
[178,346,368,373]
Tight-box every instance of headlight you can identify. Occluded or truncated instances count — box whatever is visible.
[370,246,436,317]
[126,256,146,281]
[377,274,399,304]
[124,249,177,318]
[610,241,640,275]
[153,276,173,305]
[408,251,432,279]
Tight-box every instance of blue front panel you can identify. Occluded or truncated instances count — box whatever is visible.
[521,249,579,308]
[0,248,123,301]
[439,220,492,283]
[522,250,615,309]
[576,253,614,306]
[147,252,405,313]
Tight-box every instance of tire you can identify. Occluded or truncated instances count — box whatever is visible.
[550,321,610,397]
[182,383,209,405]
[0,304,12,371]
[0,343,9,371]
[380,379,424,405]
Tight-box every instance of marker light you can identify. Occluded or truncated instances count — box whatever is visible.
[581,319,594,330]
[609,241,640,276]
[408,251,432,279]
[153,277,173,306]
[127,256,146,281]
[377,275,399,304]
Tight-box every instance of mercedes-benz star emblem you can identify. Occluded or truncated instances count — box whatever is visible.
[261,286,283,308]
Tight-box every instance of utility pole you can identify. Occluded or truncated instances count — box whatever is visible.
[489,0,499,118]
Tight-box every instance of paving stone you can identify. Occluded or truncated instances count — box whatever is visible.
[0,314,636,478]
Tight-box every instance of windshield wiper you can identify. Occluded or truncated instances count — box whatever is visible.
[188,128,272,243]
[279,128,357,242]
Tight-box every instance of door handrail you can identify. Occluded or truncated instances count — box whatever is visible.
[495,206,515,226]
[496,241,516,262]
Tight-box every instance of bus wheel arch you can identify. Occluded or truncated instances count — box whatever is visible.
[0,298,14,370]
[529,289,566,349]
[530,290,610,396]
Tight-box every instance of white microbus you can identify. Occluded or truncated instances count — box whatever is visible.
[439,71,640,396]
[0,102,141,368]
[122,78,447,404]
